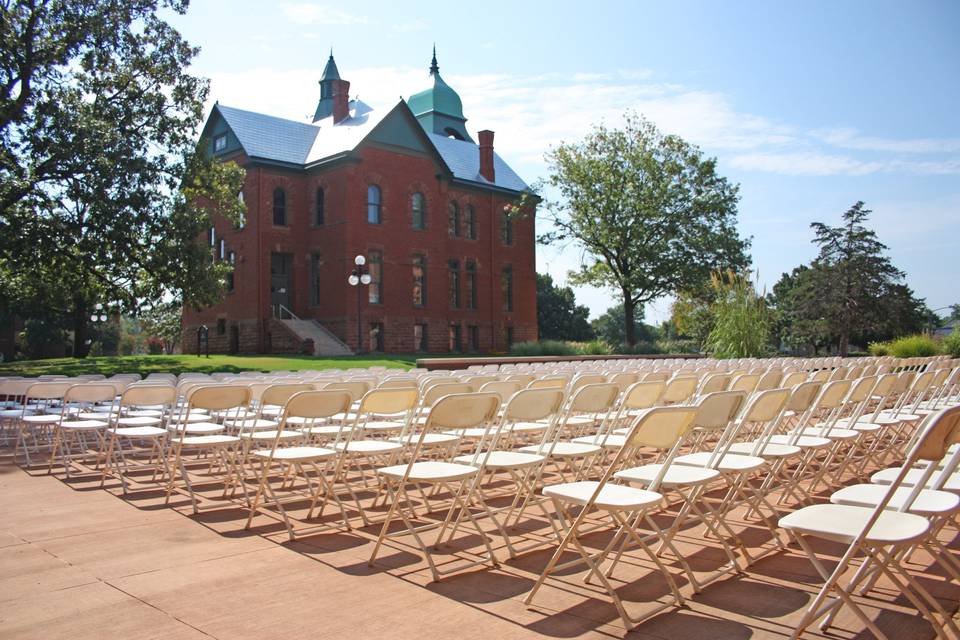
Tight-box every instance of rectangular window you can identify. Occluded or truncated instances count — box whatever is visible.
[309,253,322,305]
[226,251,236,292]
[465,260,477,310]
[501,212,513,246]
[314,188,325,225]
[367,185,381,224]
[218,239,225,261]
[213,134,227,152]
[449,324,462,352]
[369,322,384,352]
[468,325,480,352]
[216,318,226,335]
[414,323,428,352]
[448,202,460,237]
[412,254,426,307]
[501,265,513,312]
[368,251,382,304]
[465,205,476,240]
[448,259,460,309]
[208,227,216,247]
[505,326,514,347]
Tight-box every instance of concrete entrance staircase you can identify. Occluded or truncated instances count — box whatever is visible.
[280,319,353,356]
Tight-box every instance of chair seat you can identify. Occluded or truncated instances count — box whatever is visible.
[362,420,405,432]
[615,463,720,487]
[77,411,117,421]
[253,446,336,461]
[111,426,167,438]
[22,414,61,424]
[544,480,662,511]
[870,467,960,492]
[779,504,929,544]
[334,439,403,454]
[767,434,831,448]
[240,429,302,441]
[169,413,213,424]
[168,422,224,435]
[127,409,165,418]
[571,434,627,449]
[225,418,279,431]
[59,419,108,430]
[564,415,597,427]
[116,416,162,427]
[795,426,861,440]
[509,421,549,433]
[727,441,801,458]
[452,450,544,469]
[378,461,478,482]
[391,433,460,447]
[178,435,239,447]
[674,451,766,472]
[518,442,601,458]
[875,411,922,422]
[830,484,960,516]
[0,409,30,418]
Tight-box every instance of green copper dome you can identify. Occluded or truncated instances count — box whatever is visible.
[407,48,465,120]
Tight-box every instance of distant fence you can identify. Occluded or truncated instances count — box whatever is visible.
[415,353,702,371]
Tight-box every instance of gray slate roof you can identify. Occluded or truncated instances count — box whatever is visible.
[212,103,529,193]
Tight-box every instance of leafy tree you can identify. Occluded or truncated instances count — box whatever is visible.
[705,270,772,358]
[536,273,594,341]
[537,112,750,345]
[591,303,657,347]
[0,0,245,357]
[770,202,933,355]
[140,301,182,354]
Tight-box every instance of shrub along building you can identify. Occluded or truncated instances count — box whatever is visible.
[183,50,537,355]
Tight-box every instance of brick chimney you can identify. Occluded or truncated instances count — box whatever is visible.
[332,79,351,124]
[478,130,495,182]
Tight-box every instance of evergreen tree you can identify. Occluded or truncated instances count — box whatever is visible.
[536,274,594,341]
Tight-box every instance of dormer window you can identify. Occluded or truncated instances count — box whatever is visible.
[213,134,227,152]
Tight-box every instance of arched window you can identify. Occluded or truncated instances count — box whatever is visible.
[500,210,513,245]
[464,205,476,240]
[411,192,425,230]
[314,188,325,225]
[367,185,381,224]
[444,127,464,141]
[448,201,460,237]
[272,188,287,226]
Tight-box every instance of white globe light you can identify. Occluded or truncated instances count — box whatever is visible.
[360,273,372,285]
[348,274,360,286]
[100,314,108,322]
[90,314,98,322]
[94,303,103,311]
[354,255,366,266]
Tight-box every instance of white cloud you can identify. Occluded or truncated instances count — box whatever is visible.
[729,152,886,176]
[279,3,367,25]
[814,127,960,154]
[392,19,429,32]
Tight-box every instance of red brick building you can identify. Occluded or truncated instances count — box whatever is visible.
[183,51,537,355]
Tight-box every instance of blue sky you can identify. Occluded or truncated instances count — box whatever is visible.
[168,0,960,321]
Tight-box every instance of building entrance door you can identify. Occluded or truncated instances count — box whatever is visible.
[270,252,293,312]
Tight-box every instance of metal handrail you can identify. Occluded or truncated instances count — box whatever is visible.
[271,303,300,320]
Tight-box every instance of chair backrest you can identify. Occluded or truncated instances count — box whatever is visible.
[422,392,501,432]
[662,376,699,404]
[729,373,760,394]
[609,372,640,392]
[569,374,608,393]
[528,375,570,390]
[642,371,671,382]
[693,390,748,430]
[620,381,666,410]
[422,382,474,406]
[261,383,315,408]
[121,384,177,408]
[755,370,783,391]
[810,369,831,383]
[25,381,74,401]
[624,406,699,450]
[322,380,372,401]
[282,390,354,420]
[786,381,823,413]
[845,375,878,405]
[814,379,853,411]
[187,385,251,412]
[568,383,620,413]
[502,388,566,422]
[740,387,791,423]
[378,378,418,389]
[698,373,731,396]
[781,371,808,388]
[479,380,523,403]
[357,388,419,415]
[63,383,118,405]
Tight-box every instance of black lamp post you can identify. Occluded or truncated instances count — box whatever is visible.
[348,254,371,354]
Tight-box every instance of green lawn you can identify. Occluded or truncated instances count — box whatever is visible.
[0,354,421,377]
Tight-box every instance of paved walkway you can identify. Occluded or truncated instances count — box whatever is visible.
[0,461,955,639]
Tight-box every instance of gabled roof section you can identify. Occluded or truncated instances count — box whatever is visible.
[427,132,529,193]
[213,104,319,166]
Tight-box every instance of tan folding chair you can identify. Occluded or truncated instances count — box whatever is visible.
[368,392,502,581]
[524,406,699,630]
[48,384,117,477]
[100,384,178,492]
